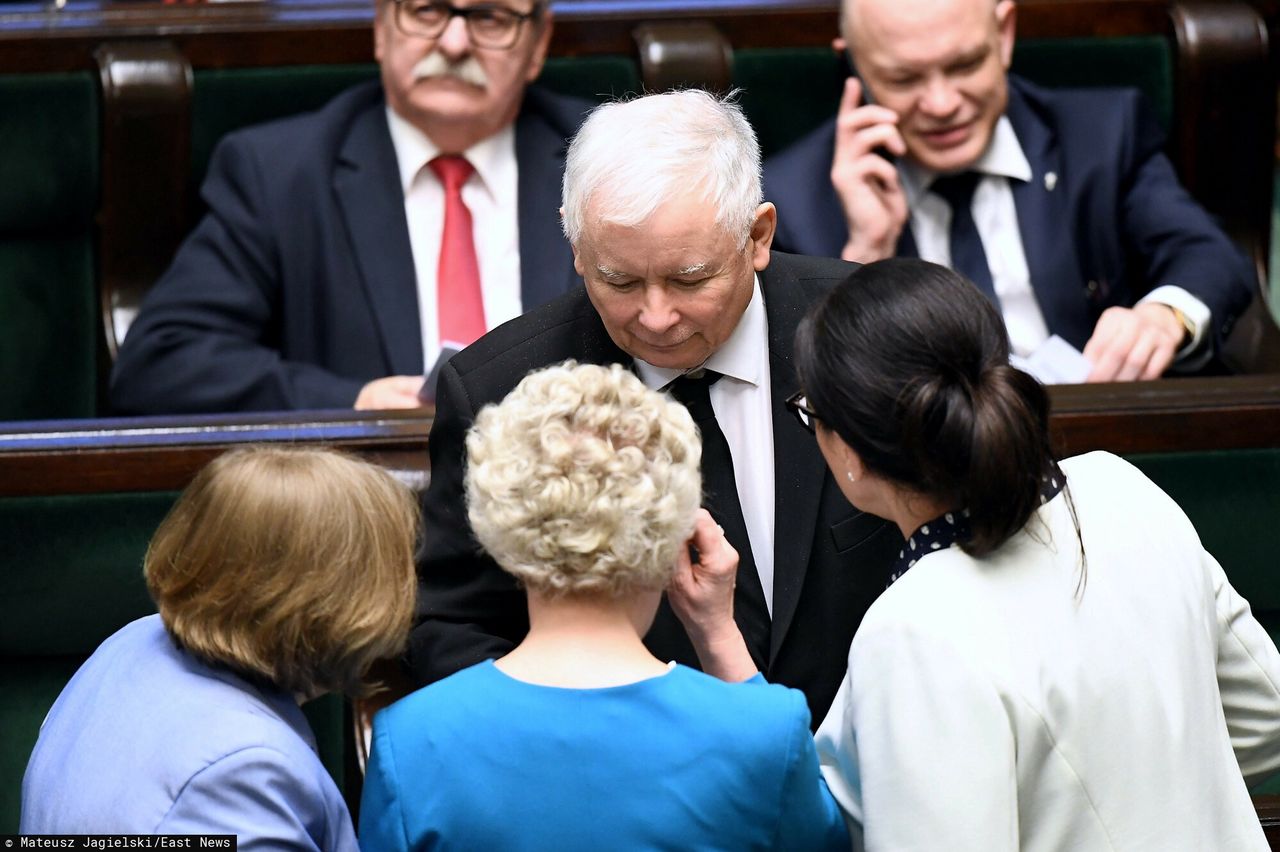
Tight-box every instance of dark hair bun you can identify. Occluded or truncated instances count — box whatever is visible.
[795,258,1058,556]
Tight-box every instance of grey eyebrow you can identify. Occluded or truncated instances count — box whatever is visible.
[675,262,710,277]
[595,264,629,282]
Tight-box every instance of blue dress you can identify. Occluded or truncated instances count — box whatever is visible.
[21,615,357,850]
[360,660,848,851]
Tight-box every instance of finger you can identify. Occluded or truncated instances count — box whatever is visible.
[839,75,863,118]
[835,104,902,141]
[689,510,724,556]
[1083,327,1127,383]
[392,375,426,390]
[850,122,907,160]
[1141,341,1176,380]
[1114,334,1157,383]
[855,154,904,194]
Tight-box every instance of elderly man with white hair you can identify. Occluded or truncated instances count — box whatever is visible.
[410,89,903,725]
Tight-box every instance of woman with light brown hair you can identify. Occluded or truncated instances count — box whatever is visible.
[22,446,418,848]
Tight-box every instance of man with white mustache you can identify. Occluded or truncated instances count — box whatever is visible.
[111,1,589,415]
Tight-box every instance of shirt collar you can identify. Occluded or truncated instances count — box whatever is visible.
[384,106,516,200]
[899,115,1033,206]
[634,273,767,391]
[886,471,1066,588]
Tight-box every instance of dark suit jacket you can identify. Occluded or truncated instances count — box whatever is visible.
[110,82,589,414]
[764,75,1253,353]
[409,251,904,724]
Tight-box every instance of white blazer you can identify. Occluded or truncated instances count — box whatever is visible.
[816,451,1280,851]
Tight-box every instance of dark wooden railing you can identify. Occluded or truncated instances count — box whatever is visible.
[2,374,1276,498]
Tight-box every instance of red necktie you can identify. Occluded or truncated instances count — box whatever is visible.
[429,155,486,348]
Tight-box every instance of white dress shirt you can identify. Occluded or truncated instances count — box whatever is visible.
[816,451,1280,851]
[386,108,523,376]
[634,276,777,614]
[900,117,1209,360]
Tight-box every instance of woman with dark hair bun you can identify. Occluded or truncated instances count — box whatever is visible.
[671,258,1280,850]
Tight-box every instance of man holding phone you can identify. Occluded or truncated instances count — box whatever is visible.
[764,0,1254,382]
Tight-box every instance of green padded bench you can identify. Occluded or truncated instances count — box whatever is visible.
[1130,448,1280,795]
[0,73,100,421]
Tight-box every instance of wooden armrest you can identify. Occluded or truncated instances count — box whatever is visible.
[1257,795,1280,850]
[632,20,732,93]
[94,41,193,362]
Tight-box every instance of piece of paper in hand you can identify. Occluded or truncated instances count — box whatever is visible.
[1009,335,1092,385]
[419,346,461,404]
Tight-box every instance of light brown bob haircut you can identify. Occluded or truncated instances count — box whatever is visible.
[144,446,419,699]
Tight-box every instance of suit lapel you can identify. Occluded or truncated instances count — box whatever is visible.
[759,256,831,664]
[1005,81,1090,346]
[333,105,424,375]
[515,99,578,310]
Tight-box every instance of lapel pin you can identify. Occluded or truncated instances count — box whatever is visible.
[1044,171,1058,191]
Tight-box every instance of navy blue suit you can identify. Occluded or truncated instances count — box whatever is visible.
[765,76,1254,352]
[110,82,588,414]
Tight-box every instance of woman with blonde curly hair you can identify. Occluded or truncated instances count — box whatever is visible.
[359,361,847,851]
[22,447,418,848]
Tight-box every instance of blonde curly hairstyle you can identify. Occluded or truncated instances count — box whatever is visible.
[465,362,702,597]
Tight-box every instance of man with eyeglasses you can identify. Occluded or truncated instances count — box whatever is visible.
[111,0,589,415]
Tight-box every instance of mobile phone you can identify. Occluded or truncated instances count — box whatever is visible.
[844,55,897,164]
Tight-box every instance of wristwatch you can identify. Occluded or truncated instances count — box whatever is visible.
[1167,305,1195,349]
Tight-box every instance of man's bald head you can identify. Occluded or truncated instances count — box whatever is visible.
[840,0,1016,174]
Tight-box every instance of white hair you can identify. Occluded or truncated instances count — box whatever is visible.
[465,361,702,597]
[560,89,763,247]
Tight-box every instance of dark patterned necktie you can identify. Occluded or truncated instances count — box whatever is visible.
[931,171,999,306]
[666,370,771,668]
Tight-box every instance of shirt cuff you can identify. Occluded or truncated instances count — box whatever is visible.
[1139,285,1212,366]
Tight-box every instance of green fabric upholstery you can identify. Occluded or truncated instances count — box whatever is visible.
[0,73,100,421]
[0,240,97,422]
[1127,449,1280,795]
[0,492,172,656]
[733,36,1172,159]
[0,490,350,829]
[734,47,847,160]
[0,657,84,832]
[1012,37,1173,131]
[538,54,642,103]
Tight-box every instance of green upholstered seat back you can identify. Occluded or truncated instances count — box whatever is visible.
[1126,448,1280,794]
[735,36,1173,158]
[1128,449,1280,645]
[0,73,100,421]
[0,490,348,830]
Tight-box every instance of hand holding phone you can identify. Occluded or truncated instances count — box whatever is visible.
[830,75,910,262]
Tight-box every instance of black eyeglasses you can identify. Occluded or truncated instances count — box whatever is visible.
[785,390,820,434]
[392,1,543,50]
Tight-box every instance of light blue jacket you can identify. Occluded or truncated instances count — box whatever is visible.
[21,614,357,851]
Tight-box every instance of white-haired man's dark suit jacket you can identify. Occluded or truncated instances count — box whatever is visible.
[409,250,904,725]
